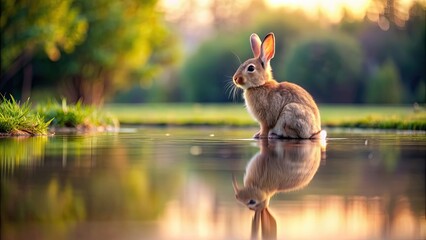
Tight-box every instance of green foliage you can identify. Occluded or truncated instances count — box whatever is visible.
[364,60,404,104]
[1,0,87,71]
[36,99,118,130]
[0,95,51,135]
[282,33,363,103]
[179,37,238,102]
[2,0,180,105]
[359,3,425,103]
[415,80,425,103]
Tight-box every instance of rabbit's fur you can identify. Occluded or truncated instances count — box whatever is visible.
[233,139,321,211]
[232,32,323,139]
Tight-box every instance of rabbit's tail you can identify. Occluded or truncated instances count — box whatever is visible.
[311,130,327,158]
[310,129,326,139]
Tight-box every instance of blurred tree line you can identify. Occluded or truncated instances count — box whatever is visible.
[177,0,425,104]
[1,0,425,105]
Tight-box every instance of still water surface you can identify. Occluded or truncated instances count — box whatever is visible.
[1,127,425,240]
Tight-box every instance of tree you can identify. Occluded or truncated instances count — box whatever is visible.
[179,36,237,102]
[1,0,180,105]
[282,33,363,103]
[364,59,404,104]
[359,1,425,103]
[402,2,425,103]
[0,0,88,97]
[55,0,180,105]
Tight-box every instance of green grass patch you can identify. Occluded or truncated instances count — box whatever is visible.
[0,95,52,135]
[320,104,426,130]
[105,103,426,130]
[37,99,119,131]
[105,103,252,126]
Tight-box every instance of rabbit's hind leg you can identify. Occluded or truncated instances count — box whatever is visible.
[269,117,286,138]
[277,103,316,139]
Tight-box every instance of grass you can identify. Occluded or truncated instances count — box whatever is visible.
[36,99,119,132]
[0,95,52,135]
[105,103,426,130]
[105,103,250,126]
[0,97,119,136]
[320,104,426,130]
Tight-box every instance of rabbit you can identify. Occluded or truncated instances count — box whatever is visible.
[232,32,324,139]
[232,139,321,212]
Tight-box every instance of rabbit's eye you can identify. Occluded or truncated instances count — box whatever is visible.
[247,65,255,72]
[248,199,256,205]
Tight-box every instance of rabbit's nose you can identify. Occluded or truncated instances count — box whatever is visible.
[234,76,244,85]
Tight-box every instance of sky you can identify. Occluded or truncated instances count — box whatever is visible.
[160,0,419,23]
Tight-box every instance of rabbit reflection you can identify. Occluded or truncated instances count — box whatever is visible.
[233,139,323,239]
[233,139,322,211]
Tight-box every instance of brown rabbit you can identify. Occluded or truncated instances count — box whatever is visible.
[232,139,321,212]
[232,32,323,139]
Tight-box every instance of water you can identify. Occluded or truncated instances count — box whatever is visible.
[1,127,425,240]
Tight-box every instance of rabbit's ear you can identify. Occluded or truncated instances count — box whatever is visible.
[251,210,261,239]
[232,174,239,195]
[250,33,262,58]
[260,33,275,66]
[261,208,277,240]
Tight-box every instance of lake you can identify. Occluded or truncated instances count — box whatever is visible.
[1,127,425,240]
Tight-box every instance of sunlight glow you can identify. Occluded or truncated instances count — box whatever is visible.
[267,0,370,22]
[267,0,418,23]
[160,0,419,24]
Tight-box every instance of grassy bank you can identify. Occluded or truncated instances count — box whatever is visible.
[105,103,426,130]
[37,99,119,132]
[0,97,119,136]
[0,96,52,135]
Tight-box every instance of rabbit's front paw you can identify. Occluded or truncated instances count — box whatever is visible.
[268,132,282,139]
[253,132,269,139]
[253,132,261,139]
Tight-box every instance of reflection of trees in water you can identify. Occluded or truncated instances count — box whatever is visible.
[1,135,186,239]
[359,141,425,239]
[1,178,85,221]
